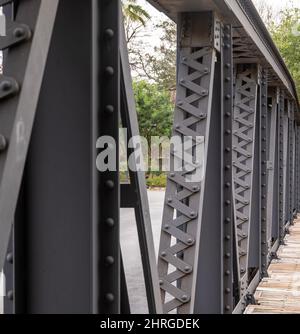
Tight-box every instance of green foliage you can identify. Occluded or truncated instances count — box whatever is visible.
[133,80,173,143]
[146,173,167,188]
[270,8,300,96]
[122,0,150,26]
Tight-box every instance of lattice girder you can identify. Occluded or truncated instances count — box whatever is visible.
[232,66,258,287]
[158,45,216,314]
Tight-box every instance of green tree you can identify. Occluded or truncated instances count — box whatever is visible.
[133,80,173,142]
[133,80,174,173]
[270,8,300,95]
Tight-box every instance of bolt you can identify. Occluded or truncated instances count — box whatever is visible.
[105,180,115,189]
[105,256,114,265]
[187,238,194,245]
[106,218,115,227]
[105,105,114,114]
[105,66,114,76]
[7,290,14,301]
[105,293,115,303]
[13,27,25,38]
[184,266,191,273]
[105,29,114,39]
[181,295,189,302]
[6,253,13,264]
[0,135,7,152]
[0,80,12,92]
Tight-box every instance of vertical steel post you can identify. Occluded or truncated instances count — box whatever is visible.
[267,92,279,246]
[278,91,285,243]
[157,12,219,314]
[260,69,268,277]
[92,0,120,314]
[221,24,234,314]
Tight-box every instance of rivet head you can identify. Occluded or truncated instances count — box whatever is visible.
[106,218,115,227]
[105,105,114,114]
[0,80,13,92]
[187,238,194,245]
[0,135,7,152]
[181,294,189,302]
[6,253,13,264]
[105,180,115,189]
[225,305,231,311]
[105,293,114,303]
[225,288,231,294]
[190,211,196,218]
[13,27,25,38]
[164,224,170,230]
[105,66,114,76]
[184,266,191,273]
[161,252,167,258]
[105,256,115,265]
[225,270,231,276]
[170,172,175,178]
[192,185,199,191]
[105,29,114,39]
[159,280,164,286]
[7,290,14,301]
[167,198,172,204]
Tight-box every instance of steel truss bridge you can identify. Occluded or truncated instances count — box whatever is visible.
[0,0,299,314]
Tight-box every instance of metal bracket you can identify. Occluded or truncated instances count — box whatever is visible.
[0,22,31,50]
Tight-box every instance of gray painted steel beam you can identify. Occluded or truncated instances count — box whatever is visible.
[120,21,163,314]
[92,0,121,314]
[221,24,234,314]
[0,0,59,272]
[157,12,217,314]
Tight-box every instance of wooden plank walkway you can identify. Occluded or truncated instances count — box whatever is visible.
[245,216,300,314]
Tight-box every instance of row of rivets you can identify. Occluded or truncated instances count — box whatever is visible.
[222,24,233,314]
